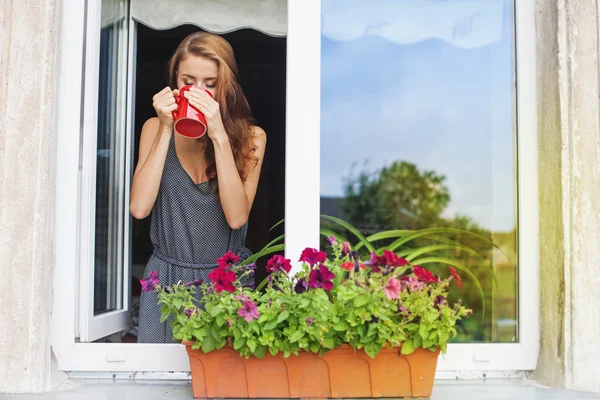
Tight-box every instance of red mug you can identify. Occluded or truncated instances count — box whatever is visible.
[172,85,213,139]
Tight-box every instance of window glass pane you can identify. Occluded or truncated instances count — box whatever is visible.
[320,0,517,343]
[94,0,129,315]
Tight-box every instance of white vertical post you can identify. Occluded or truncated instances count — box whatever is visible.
[285,0,322,270]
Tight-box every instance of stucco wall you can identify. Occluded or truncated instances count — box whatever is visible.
[0,0,61,393]
[534,0,600,392]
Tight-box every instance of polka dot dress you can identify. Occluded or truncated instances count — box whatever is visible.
[138,134,253,343]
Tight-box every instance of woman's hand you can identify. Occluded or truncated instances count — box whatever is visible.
[184,87,228,142]
[152,87,180,129]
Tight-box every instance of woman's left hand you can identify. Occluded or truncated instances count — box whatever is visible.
[184,87,228,141]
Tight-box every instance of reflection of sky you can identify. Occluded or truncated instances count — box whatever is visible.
[320,0,515,232]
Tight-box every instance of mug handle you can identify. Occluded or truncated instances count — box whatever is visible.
[172,95,180,120]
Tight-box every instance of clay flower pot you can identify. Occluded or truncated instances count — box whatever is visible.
[183,341,440,398]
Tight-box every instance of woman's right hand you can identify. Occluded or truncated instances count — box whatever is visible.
[152,87,180,128]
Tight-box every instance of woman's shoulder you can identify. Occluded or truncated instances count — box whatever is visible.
[142,117,161,131]
[251,125,266,144]
[250,126,266,150]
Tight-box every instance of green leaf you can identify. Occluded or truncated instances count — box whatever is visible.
[216,316,226,327]
[211,325,220,340]
[253,345,267,358]
[400,339,415,355]
[202,334,216,353]
[264,320,278,331]
[244,244,286,272]
[353,295,369,308]
[419,324,429,340]
[333,321,349,331]
[290,330,304,343]
[310,342,321,353]
[405,244,483,262]
[233,336,246,350]
[319,228,350,245]
[192,328,209,340]
[360,335,375,344]
[320,214,375,252]
[277,311,290,324]
[323,338,335,349]
[365,342,381,358]
[298,298,311,308]
[247,339,257,353]
[356,230,411,251]
[241,235,284,266]
[160,308,171,323]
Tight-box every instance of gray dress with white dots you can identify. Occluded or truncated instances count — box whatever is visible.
[138,134,252,343]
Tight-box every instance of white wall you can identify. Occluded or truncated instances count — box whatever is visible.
[535,0,600,393]
[0,0,61,393]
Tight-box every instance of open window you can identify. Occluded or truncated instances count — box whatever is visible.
[55,0,538,374]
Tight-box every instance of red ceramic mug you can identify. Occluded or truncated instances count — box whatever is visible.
[172,85,213,139]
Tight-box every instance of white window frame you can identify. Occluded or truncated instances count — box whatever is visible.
[52,0,538,376]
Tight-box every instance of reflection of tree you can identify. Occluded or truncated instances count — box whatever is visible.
[337,160,517,343]
[342,161,450,231]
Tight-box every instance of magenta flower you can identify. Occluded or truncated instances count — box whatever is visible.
[237,301,260,322]
[384,277,401,300]
[382,250,410,268]
[306,317,314,327]
[140,271,159,293]
[414,266,439,283]
[216,251,240,269]
[366,252,383,273]
[184,308,197,317]
[308,264,335,290]
[208,267,236,293]
[299,248,327,266]
[266,255,292,274]
[327,236,336,245]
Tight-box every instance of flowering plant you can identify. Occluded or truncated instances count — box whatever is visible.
[145,232,473,359]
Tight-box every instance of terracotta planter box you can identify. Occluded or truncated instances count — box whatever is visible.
[183,341,440,398]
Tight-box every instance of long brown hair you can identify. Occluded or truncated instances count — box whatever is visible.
[168,32,256,182]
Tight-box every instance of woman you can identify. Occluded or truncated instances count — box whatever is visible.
[130,32,266,343]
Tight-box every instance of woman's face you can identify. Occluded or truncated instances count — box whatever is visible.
[176,55,218,97]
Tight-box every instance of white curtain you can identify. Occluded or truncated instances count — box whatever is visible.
[131,0,287,37]
[101,0,126,28]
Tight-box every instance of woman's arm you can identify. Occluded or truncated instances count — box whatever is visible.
[129,87,180,219]
[212,126,267,229]
[129,118,171,219]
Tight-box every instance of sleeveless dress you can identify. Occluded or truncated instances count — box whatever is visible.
[138,135,252,343]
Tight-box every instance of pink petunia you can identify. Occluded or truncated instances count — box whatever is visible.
[399,275,425,292]
[384,277,401,300]
[237,301,260,322]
